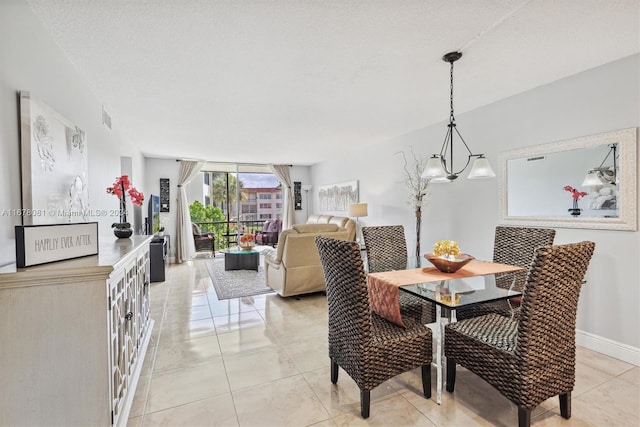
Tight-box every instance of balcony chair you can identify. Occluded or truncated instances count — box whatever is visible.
[315,236,432,419]
[362,225,435,325]
[255,219,282,247]
[456,226,556,320]
[192,223,215,256]
[445,241,595,427]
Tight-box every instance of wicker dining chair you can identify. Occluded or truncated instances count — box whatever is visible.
[315,236,433,419]
[445,241,595,427]
[456,226,556,320]
[362,225,436,325]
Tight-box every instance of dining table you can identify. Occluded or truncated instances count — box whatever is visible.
[366,257,524,404]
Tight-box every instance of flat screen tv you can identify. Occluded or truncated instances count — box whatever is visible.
[148,194,160,234]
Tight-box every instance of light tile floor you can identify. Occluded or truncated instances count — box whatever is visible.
[129,260,639,426]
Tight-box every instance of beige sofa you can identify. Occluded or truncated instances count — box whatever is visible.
[263,215,356,297]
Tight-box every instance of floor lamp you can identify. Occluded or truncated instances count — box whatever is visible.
[302,184,312,219]
[348,202,368,244]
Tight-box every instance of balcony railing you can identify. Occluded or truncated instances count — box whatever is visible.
[193,220,265,249]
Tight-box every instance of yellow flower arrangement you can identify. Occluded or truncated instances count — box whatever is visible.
[433,240,461,257]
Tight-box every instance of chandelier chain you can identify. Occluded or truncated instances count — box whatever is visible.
[449,61,455,123]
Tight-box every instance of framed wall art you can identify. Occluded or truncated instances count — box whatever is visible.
[19,91,89,225]
[160,178,170,212]
[318,180,358,212]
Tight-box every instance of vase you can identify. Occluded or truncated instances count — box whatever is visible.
[569,200,581,216]
[114,227,133,238]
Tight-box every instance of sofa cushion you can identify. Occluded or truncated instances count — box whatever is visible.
[328,217,350,228]
[293,224,339,233]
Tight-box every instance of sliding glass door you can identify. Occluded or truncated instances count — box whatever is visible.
[190,164,282,249]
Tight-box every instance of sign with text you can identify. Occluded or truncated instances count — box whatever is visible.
[15,222,99,268]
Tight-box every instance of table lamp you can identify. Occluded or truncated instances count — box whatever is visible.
[348,202,368,243]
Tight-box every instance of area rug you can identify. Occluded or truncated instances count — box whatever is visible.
[205,257,274,300]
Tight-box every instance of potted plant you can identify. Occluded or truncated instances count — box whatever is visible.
[564,185,587,216]
[107,175,144,238]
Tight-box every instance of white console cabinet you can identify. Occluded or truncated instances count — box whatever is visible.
[0,236,154,426]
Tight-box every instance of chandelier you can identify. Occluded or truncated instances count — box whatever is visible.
[421,51,495,181]
[582,144,618,186]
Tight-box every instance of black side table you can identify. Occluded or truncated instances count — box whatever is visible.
[150,236,167,282]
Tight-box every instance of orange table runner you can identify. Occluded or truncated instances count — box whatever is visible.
[367,261,524,327]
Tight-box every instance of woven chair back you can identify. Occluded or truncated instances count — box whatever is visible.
[362,225,408,273]
[517,241,595,366]
[315,236,372,357]
[493,226,556,291]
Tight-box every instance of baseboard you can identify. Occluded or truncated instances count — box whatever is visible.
[576,329,640,366]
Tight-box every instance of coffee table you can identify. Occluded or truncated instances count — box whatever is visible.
[220,247,260,271]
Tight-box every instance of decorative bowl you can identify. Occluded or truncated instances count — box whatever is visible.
[239,243,255,251]
[425,253,474,273]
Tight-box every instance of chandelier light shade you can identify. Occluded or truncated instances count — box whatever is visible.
[421,51,496,181]
[581,144,618,187]
[581,171,604,187]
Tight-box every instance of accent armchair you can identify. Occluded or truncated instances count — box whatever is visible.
[255,219,282,247]
[192,223,215,255]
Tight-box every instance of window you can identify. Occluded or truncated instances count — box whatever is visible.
[276,203,282,209]
[194,165,283,249]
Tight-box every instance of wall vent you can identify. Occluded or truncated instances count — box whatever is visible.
[527,156,545,162]
[102,105,112,130]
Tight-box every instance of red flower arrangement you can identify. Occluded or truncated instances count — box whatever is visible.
[564,185,587,213]
[107,175,144,206]
[107,175,144,227]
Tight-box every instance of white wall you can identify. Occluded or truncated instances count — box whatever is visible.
[0,0,147,266]
[312,54,640,361]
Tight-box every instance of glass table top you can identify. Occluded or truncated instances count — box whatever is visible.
[220,247,260,255]
[401,274,521,310]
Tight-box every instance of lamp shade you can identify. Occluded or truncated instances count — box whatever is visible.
[421,156,447,179]
[582,170,603,187]
[301,184,312,191]
[348,203,368,218]
[467,156,496,179]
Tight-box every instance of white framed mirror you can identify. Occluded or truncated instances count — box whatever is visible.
[498,127,637,231]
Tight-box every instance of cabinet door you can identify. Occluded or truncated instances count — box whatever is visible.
[135,250,151,346]
[109,259,137,424]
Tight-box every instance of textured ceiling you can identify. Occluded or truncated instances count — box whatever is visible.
[25,0,639,165]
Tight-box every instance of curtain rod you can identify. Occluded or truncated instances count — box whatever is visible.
[176,159,292,167]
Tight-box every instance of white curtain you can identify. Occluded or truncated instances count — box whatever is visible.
[176,160,204,263]
[269,164,294,230]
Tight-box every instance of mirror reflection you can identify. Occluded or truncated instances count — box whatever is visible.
[499,128,637,231]
[506,144,618,218]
